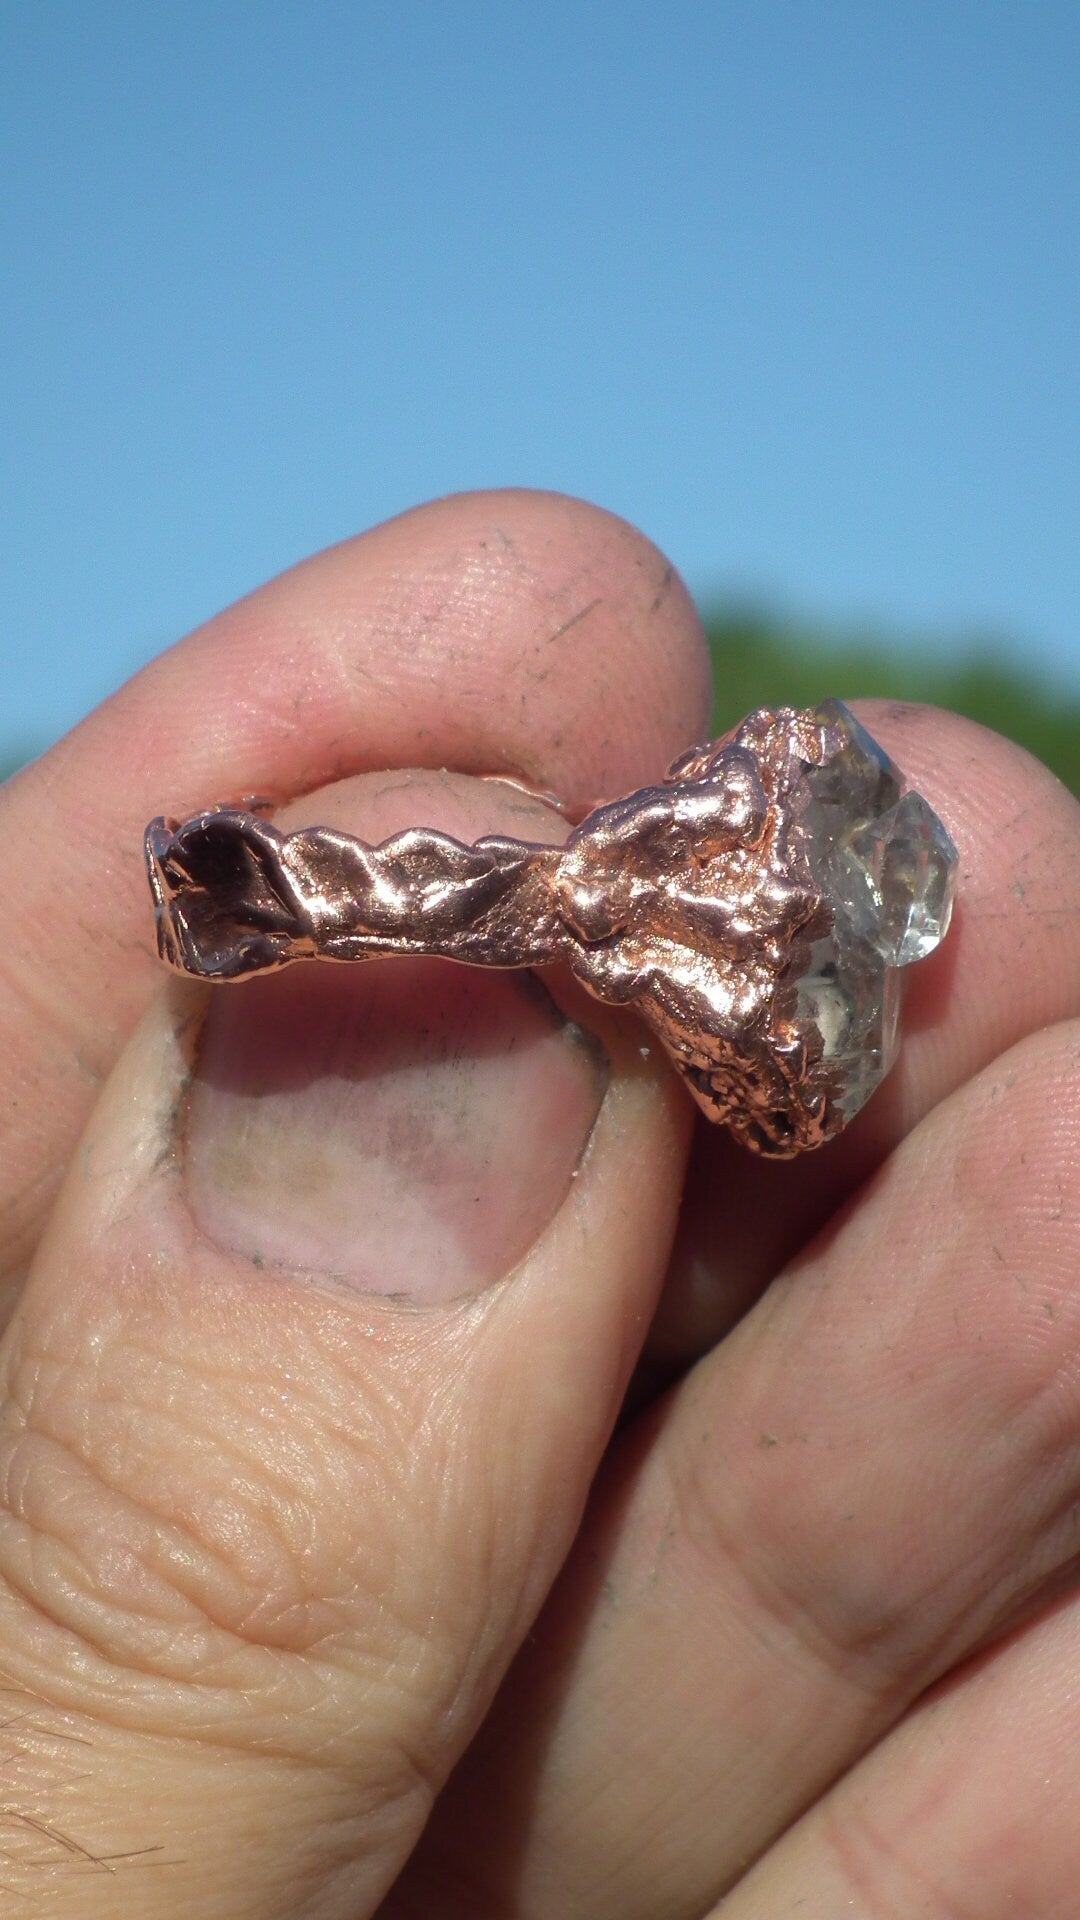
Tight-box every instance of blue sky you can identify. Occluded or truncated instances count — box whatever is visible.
[2,2,1077,751]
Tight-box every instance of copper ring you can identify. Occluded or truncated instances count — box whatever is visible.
[145,700,957,1156]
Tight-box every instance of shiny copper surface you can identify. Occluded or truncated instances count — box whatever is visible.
[146,703,954,1155]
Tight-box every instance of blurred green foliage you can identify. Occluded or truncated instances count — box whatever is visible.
[3,614,1078,795]
[707,610,1080,797]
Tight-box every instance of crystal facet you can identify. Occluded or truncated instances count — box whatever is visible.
[783,699,958,1123]
[838,789,959,965]
[794,933,903,1119]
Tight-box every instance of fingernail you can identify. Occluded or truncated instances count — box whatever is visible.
[184,960,607,1301]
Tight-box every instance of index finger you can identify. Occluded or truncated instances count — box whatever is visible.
[0,489,712,1280]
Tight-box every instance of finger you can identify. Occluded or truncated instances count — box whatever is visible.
[392,1018,1080,1920]
[0,768,693,1920]
[712,1595,1080,1918]
[645,701,1080,1379]
[0,488,710,1280]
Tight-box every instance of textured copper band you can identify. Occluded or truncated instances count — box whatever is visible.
[146,700,957,1156]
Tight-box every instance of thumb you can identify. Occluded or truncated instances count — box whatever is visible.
[0,769,690,1920]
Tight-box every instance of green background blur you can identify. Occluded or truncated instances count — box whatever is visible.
[706,612,1079,794]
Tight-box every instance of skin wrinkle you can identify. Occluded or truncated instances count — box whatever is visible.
[0,1419,327,1664]
[665,1428,918,1716]
[0,1274,445,1697]
[822,1800,979,1920]
[0,1495,452,1778]
[720,1598,1080,1920]
[24,1333,365,1515]
[1,1378,332,1642]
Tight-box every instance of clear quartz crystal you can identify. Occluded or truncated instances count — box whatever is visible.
[794,935,903,1118]
[791,700,958,1120]
[838,790,959,965]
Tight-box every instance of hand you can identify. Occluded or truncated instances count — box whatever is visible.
[0,491,1077,1919]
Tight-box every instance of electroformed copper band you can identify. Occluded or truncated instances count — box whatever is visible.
[146,701,957,1156]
